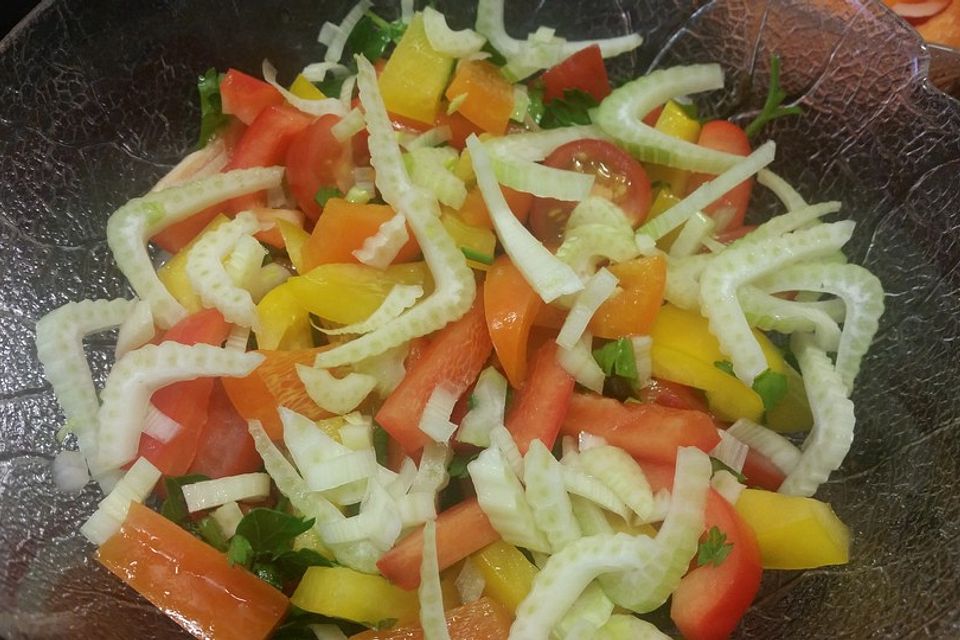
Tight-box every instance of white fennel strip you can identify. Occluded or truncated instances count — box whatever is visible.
[80,457,161,546]
[323,285,423,337]
[557,332,606,394]
[281,408,378,492]
[757,169,808,211]
[738,285,842,352]
[778,334,857,497]
[422,6,486,57]
[595,65,743,173]
[595,615,672,640]
[419,385,460,443]
[318,0,373,62]
[352,213,411,270]
[150,135,230,192]
[731,201,841,247]
[313,57,476,368]
[457,366,508,447]
[699,221,855,385]
[186,211,261,330]
[554,582,616,639]
[664,254,712,311]
[182,473,271,512]
[107,166,283,328]
[579,445,654,522]
[562,460,631,521]
[556,268,619,349]
[524,440,581,552]
[261,60,349,117]
[114,300,155,357]
[96,343,263,471]
[726,419,801,476]
[483,125,611,162]
[406,147,467,210]
[224,233,268,292]
[211,502,244,539]
[756,261,884,392]
[418,519,452,640]
[35,298,137,474]
[490,155,595,201]
[296,365,377,415]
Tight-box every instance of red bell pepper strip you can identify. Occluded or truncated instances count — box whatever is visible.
[740,448,786,492]
[284,115,352,221]
[504,341,575,454]
[375,298,492,454]
[377,497,500,590]
[639,378,711,414]
[97,502,288,640]
[540,44,612,103]
[220,68,284,126]
[560,393,720,464]
[189,379,263,479]
[685,121,754,233]
[136,309,231,476]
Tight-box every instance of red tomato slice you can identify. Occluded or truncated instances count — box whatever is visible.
[640,462,763,640]
[540,44,612,103]
[639,378,711,414]
[560,393,720,464]
[504,341,575,454]
[375,298,492,454]
[740,448,786,491]
[685,120,753,233]
[189,379,263,479]
[529,139,652,246]
[285,115,352,221]
[97,502,288,640]
[136,310,231,476]
[220,68,284,126]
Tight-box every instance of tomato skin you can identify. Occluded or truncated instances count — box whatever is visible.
[529,139,652,246]
[686,120,753,232]
[740,447,786,491]
[639,378,711,414]
[540,44,611,103]
[189,379,263,479]
[375,298,492,454]
[560,393,720,464]
[285,115,352,221]
[220,68,284,126]
[504,341,575,454]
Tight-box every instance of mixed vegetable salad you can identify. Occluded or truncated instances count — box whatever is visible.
[36,1,885,639]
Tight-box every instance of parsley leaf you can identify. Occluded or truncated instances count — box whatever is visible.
[540,88,600,129]
[272,609,367,640]
[752,369,788,412]
[593,338,639,381]
[315,186,343,207]
[196,68,228,149]
[710,457,747,484]
[235,508,316,559]
[227,534,254,567]
[348,12,407,62]
[197,516,229,552]
[714,360,735,376]
[372,424,390,467]
[274,548,336,583]
[448,452,480,479]
[745,54,804,138]
[159,474,210,525]
[697,526,734,567]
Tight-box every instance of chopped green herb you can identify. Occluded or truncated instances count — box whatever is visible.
[744,54,804,138]
[710,457,747,484]
[466,394,478,411]
[372,423,390,467]
[196,68,228,149]
[197,516,229,552]
[593,338,639,381]
[227,509,333,587]
[714,360,735,376]
[752,369,788,412]
[272,609,367,640]
[234,508,316,559]
[461,247,495,265]
[315,186,344,207]
[697,525,734,567]
[159,474,210,525]
[227,533,254,567]
[448,452,480,479]
[535,88,600,129]
[481,41,508,67]
[274,548,336,582]
[348,12,407,62]
[252,561,285,591]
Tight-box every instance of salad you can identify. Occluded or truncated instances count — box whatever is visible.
[35,1,885,639]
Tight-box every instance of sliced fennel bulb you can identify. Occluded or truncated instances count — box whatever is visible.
[296,365,377,415]
[181,473,271,512]
[524,440,581,553]
[422,6,486,57]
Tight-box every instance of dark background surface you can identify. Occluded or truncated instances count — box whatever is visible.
[1,0,39,39]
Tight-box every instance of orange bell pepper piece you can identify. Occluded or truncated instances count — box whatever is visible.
[457,185,533,229]
[483,255,543,388]
[589,255,666,339]
[445,60,515,135]
[349,597,513,640]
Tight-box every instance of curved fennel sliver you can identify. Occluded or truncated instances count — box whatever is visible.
[483,125,611,163]
[313,57,475,369]
[107,166,284,329]
[422,6,486,57]
[36,298,137,474]
[321,284,424,336]
[726,419,802,476]
[738,286,842,352]
[524,440,582,553]
[698,221,855,386]
[262,59,348,118]
[186,211,261,330]
[755,262,884,393]
[96,343,264,471]
[757,169,808,211]
[778,334,857,497]
[595,64,744,173]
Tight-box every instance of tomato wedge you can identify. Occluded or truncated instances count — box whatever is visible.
[529,139,652,246]
[740,448,786,492]
[504,341,575,454]
[560,393,720,464]
[189,379,263,479]
[377,497,500,590]
[685,120,753,233]
[285,115,352,220]
[97,502,288,640]
[540,44,612,103]
[220,68,284,126]
[375,298,492,454]
[639,378,711,414]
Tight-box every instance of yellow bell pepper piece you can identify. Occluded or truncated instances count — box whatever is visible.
[441,212,497,271]
[286,262,433,325]
[765,363,814,432]
[650,304,786,422]
[289,74,326,100]
[378,13,454,124]
[255,284,312,351]
[276,218,311,273]
[735,489,850,569]
[454,149,476,186]
[471,541,538,613]
[157,214,230,312]
[645,100,701,194]
[645,188,682,251]
[292,566,419,625]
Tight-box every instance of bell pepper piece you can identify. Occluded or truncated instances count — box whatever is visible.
[301,198,420,271]
[470,541,538,613]
[254,284,312,351]
[764,363,814,432]
[444,59,514,135]
[252,207,304,249]
[375,298,492,454]
[377,497,501,590]
[440,211,497,270]
[221,347,331,440]
[560,393,720,464]
[349,597,513,640]
[276,218,311,273]
[645,187,683,251]
[378,13,454,124]
[98,502,288,640]
[483,255,543,389]
[644,100,702,194]
[650,304,787,423]
[588,255,666,339]
[540,44,612,103]
[289,74,326,100]
[157,214,231,313]
[457,185,533,229]
[504,341,575,454]
[734,489,850,570]
[292,566,419,626]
